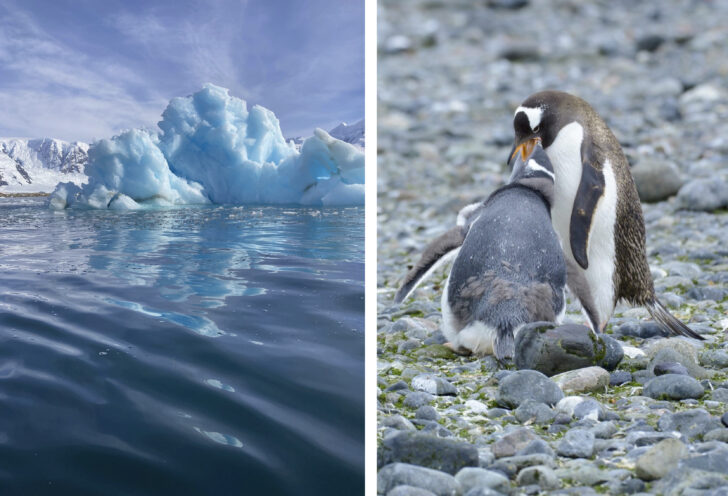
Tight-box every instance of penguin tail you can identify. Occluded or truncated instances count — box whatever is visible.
[646,298,705,341]
[494,327,515,362]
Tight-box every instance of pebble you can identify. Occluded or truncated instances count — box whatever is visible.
[657,409,722,440]
[552,367,610,394]
[631,158,684,202]
[411,374,457,396]
[514,323,622,375]
[609,370,633,386]
[514,400,555,425]
[635,438,688,480]
[556,429,595,459]
[516,465,561,490]
[378,463,459,496]
[379,431,479,475]
[653,361,689,376]
[643,374,704,400]
[454,467,510,495]
[491,428,539,458]
[496,370,564,408]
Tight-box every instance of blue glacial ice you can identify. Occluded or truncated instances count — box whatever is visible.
[49,84,364,209]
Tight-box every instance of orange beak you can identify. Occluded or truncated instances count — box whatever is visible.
[510,137,542,162]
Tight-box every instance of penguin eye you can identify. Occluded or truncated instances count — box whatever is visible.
[533,125,541,133]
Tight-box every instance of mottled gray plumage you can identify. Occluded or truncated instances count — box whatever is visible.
[446,185,566,358]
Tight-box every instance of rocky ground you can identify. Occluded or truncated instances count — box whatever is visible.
[377,0,728,494]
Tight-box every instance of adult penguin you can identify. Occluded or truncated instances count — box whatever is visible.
[510,90,702,339]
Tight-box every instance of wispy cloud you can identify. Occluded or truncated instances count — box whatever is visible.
[0,2,168,142]
[0,0,363,142]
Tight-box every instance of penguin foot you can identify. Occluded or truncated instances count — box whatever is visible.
[443,342,473,356]
[646,298,705,341]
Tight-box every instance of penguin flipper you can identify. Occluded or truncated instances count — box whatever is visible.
[646,299,705,341]
[394,226,465,304]
[569,159,605,270]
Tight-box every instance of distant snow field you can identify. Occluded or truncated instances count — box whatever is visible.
[0,138,88,193]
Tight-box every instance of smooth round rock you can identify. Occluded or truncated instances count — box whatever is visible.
[653,362,689,376]
[643,374,704,400]
[610,370,633,386]
[556,428,595,458]
[411,374,457,396]
[658,409,722,440]
[514,400,555,425]
[516,465,561,490]
[514,323,622,375]
[632,158,684,202]
[378,463,459,496]
[496,370,564,408]
[552,366,610,394]
[455,467,510,495]
[378,431,479,474]
[636,438,688,481]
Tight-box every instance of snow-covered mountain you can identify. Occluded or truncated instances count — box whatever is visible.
[0,138,88,193]
[328,119,364,148]
[287,118,364,151]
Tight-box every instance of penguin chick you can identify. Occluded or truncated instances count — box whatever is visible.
[395,142,566,360]
[510,90,703,340]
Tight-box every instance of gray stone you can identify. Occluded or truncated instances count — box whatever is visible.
[677,177,728,211]
[688,286,728,302]
[636,34,666,52]
[514,400,554,425]
[614,321,667,339]
[387,380,410,392]
[455,467,510,495]
[643,374,704,400]
[635,438,688,480]
[682,445,728,473]
[654,361,689,376]
[554,460,610,486]
[492,427,539,458]
[382,415,416,431]
[404,392,435,409]
[658,409,722,440]
[573,399,605,421]
[495,370,564,408]
[701,350,728,368]
[711,388,728,403]
[416,405,440,421]
[704,428,728,443]
[463,489,505,496]
[652,465,728,496]
[378,463,459,496]
[387,485,438,496]
[610,370,632,386]
[631,158,684,202]
[516,465,561,490]
[379,431,479,474]
[516,439,555,457]
[552,367,610,394]
[723,412,728,428]
[590,421,618,439]
[412,374,457,396]
[647,338,708,379]
[556,429,595,458]
[514,323,621,376]
[602,335,624,371]
[488,453,556,478]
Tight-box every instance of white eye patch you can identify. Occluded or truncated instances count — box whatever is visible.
[526,159,554,180]
[515,106,543,132]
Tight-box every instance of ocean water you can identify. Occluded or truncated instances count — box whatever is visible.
[0,197,364,495]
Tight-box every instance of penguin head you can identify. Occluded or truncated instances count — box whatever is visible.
[507,138,555,203]
[508,90,589,159]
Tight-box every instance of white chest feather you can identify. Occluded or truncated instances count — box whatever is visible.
[546,122,618,328]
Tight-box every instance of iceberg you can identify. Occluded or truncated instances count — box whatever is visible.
[50,84,364,209]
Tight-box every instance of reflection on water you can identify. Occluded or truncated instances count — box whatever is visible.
[0,197,364,494]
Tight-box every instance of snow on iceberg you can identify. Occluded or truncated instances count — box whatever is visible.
[50,84,364,209]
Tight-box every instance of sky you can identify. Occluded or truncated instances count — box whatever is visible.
[0,0,364,142]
